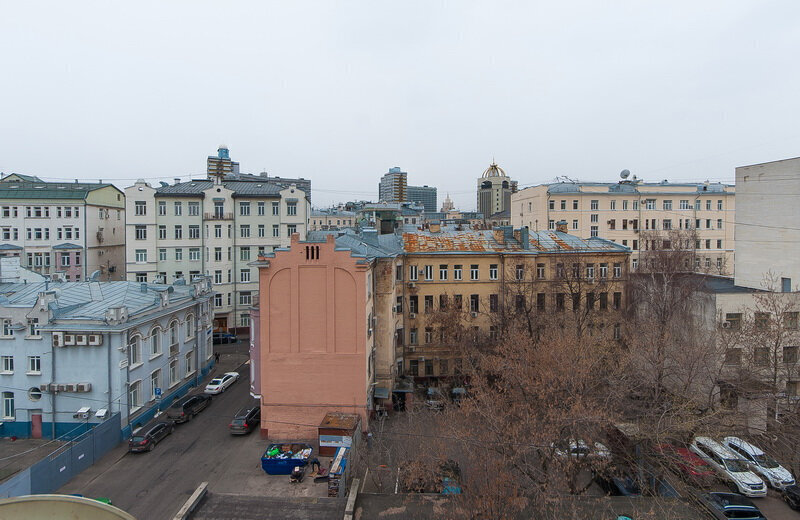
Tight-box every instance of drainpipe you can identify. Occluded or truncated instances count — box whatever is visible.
[232,203,237,334]
[50,331,56,439]
[195,300,201,385]
[83,202,88,280]
[107,331,112,414]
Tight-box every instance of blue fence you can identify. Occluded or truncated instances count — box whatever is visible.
[0,413,121,499]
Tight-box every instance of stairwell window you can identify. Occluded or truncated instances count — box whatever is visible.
[135,201,146,216]
[27,318,40,337]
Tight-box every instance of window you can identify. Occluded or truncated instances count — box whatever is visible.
[174,202,182,216]
[586,264,595,279]
[272,225,279,237]
[705,200,711,211]
[572,219,578,230]
[680,200,690,210]
[150,369,161,400]
[424,327,433,344]
[272,202,279,215]
[239,202,250,216]
[424,295,433,313]
[724,313,742,330]
[129,336,142,366]
[287,224,297,236]
[515,294,525,311]
[489,264,498,280]
[185,350,195,376]
[515,264,524,281]
[717,219,723,229]
[156,225,166,240]
[1,356,13,373]
[135,201,146,216]
[213,247,222,262]
[470,265,479,280]
[189,225,200,239]
[240,269,251,282]
[590,226,598,237]
[663,200,672,210]
[135,272,147,283]
[549,200,554,210]
[536,263,545,279]
[287,202,297,216]
[408,328,418,345]
[185,314,195,339]
[189,248,200,261]
[613,292,622,310]
[784,347,798,364]
[240,247,251,261]
[754,348,769,367]
[135,225,147,240]
[453,265,462,280]
[423,265,433,281]
[169,321,179,353]
[27,355,41,374]
[784,312,799,330]
[663,219,672,230]
[724,348,742,365]
[599,263,608,279]
[214,294,223,307]
[2,392,14,419]
[169,359,178,386]
[174,225,183,239]
[27,318,40,337]
[537,293,546,311]
[60,252,70,267]
[556,293,565,311]
[706,219,712,229]
[573,200,579,210]
[409,359,419,376]
[158,248,167,261]
[150,328,162,356]
[239,292,252,305]
[188,202,199,216]
[590,214,598,223]
[556,263,565,278]
[613,263,621,278]
[590,200,598,210]
[240,225,250,238]
[548,220,555,230]
[470,294,479,313]
[240,313,250,327]
[755,312,769,330]
[439,265,448,280]
[175,248,183,261]
[490,294,499,312]
[645,199,655,210]
[560,200,566,210]
[453,295,462,310]
[409,265,418,281]
[258,225,265,238]
[257,202,265,216]
[610,200,616,210]
[135,249,147,263]
[716,240,722,249]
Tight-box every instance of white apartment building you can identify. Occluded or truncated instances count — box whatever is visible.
[0,174,126,281]
[125,173,310,333]
[735,157,800,292]
[511,178,735,274]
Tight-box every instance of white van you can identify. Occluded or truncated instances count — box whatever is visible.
[723,437,795,490]
[690,437,766,497]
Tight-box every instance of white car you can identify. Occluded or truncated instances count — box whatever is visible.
[204,372,240,394]
[690,436,767,497]
[553,439,612,459]
[723,436,795,490]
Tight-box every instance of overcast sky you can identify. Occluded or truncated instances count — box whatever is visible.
[1,1,799,210]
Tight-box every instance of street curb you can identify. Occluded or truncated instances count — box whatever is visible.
[173,481,208,520]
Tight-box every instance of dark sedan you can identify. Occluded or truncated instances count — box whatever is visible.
[128,421,174,452]
[229,406,260,435]
[166,394,212,423]
[698,492,766,520]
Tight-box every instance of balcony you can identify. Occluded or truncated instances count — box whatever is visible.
[204,212,234,221]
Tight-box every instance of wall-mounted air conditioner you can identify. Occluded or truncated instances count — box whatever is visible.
[471,312,478,318]
[64,334,76,346]
[77,382,92,392]
[88,334,102,346]
[52,332,63,347]
[75,335,87,345]
[409,313,416,319]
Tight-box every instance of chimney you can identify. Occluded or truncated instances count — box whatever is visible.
[174,178,181,185]
[362,228,379,246]
[513,227,530,249]
[140,282,148,293]
[493,228,505,244]
[555,220,568,233]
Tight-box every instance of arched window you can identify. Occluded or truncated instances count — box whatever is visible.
[150,327,162,356]
[185,314,195,339]
[169,320,179,355]
[129,335,142,365]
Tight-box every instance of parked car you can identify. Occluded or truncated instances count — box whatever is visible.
[553,439,612,460]
[204,371,240,394]
[229,406,260,435]
[128,421,174,452]
[690,437,766,497]
[697,492,767,520]
[655,443,716,488]
[723,436,795,489]
[782,484,800,510]
[166,394,212,423]
[595,466,679,498]
[213,332,238,344]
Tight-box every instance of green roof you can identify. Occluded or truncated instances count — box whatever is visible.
[0,182,115,200]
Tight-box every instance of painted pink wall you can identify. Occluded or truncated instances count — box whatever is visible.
[257,234,369,439]
[249,305,261,398]
[55,251,82,280]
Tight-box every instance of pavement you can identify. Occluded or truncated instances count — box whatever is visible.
[0,438,66,483]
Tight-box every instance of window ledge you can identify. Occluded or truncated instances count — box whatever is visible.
[0,336,14,340]
[168,381,180,389]
[26,371,42,376]
[1,417,15,422]
[185,370,196,378]
[0,371,13,375]
[149,352,163,361]
[130,405,142,414]
[129,362,143,371]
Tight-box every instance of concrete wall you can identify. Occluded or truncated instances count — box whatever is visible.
[735,157,800,290]
[257,234,370,439]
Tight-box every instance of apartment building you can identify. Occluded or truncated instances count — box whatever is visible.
[511,178,735,274]
[0,174,126,281]
[309,208,356,231]
[399,225,630,378]
[0,278,213,439]
[735,157,800,291]
[378,167,407,203]
[477,162,517,219]
[407,185,437,213]
[125,173,310,333]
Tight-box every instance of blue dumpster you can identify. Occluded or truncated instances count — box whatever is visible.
[261,443,313,475]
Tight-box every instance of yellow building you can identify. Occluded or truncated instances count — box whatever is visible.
[511,178,734,275]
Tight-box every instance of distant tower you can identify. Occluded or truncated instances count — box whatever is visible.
[441,193,455,212]
[378,167,407,203]
[207,144,240,181]
[477,162,517,217]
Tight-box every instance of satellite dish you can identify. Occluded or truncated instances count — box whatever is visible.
[620,169,630,179]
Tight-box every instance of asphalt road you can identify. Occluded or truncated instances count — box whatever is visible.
[59,344,259,520]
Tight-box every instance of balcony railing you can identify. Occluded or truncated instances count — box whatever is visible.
[204,212,234,220]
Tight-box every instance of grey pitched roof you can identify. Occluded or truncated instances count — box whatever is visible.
[0,244,23,250]
[52,242,83,250]
[154,179,308,199]
[0,281,203,322]
[0,181,119,200]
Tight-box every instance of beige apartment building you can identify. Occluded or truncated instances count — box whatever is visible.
[511,179,735,275]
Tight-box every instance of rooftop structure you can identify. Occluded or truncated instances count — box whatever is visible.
[477,162,517,219]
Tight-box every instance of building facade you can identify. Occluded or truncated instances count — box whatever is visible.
[125,174,310,333]
[407,185,437,213]
[309,208,356,231]
[0,174,126,281]
[378,167,407,203]
[477,162,517,219]
[512,179,735,275]
[735,157,800,291]
[0,278,213,440]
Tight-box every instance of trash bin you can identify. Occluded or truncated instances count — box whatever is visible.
[261,443,313,475]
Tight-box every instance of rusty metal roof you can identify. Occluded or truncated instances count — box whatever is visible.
[403,229,627,254]
[318,412,361,430]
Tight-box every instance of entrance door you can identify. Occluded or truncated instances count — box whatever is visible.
[31,412,43,439]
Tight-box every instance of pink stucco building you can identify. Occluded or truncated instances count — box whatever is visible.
[254,233,376,439]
